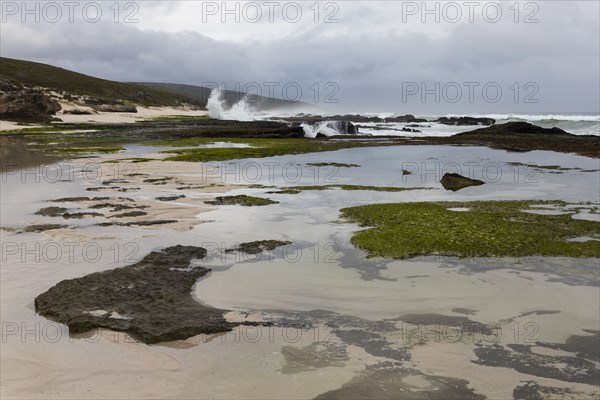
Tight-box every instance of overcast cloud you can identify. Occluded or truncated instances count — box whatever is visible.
[1,0,598,114]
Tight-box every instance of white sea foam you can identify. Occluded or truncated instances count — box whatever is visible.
[302,121,345,138]
[207,88,258,121]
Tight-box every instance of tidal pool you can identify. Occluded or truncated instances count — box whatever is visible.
[1,144,598,399]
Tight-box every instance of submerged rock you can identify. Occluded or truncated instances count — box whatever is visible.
[440,173,485,191]
[35,245,234,344]
[314,362,485,400]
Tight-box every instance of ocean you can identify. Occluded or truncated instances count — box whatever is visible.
[350,113,600,137]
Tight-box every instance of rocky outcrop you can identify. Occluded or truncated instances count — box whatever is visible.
[0,79,61,122]
[440,173,485,191]
[35,245,237,343]
[436,116,495,126]
[457,121,569,136]
[440,122,600,158]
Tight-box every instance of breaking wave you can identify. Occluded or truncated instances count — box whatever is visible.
[207,88,257,121]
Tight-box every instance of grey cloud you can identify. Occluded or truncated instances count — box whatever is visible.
[1,1,598,114]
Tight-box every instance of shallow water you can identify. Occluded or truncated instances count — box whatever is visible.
[1,143,599,399]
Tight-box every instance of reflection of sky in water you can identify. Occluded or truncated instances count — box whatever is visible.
[1,144,598,320]
[201,145,600,203]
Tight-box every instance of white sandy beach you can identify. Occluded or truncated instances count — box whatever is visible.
[0,104,209,132]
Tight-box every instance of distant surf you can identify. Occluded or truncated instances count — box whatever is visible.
[205,90,600,137]
[354,114,599,137]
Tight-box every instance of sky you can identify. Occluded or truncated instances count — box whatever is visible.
[1,0,599,114]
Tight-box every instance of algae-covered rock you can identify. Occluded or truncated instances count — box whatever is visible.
[35,245,234,344]
[440,173,485,191]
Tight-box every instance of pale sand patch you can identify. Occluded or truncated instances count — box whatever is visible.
[0,104,209,132]
[31,156,241,234]
[1,325,385,400]
[56,101,209,124]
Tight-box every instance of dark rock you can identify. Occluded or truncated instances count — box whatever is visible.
[35,245,235,344]
[155,194,186,201]
[50,197,130,203]
[387,114,428,123]
[102,179,130,185]
[438,122,600,158]
[109,211,147,218]
[111,204,148,212]
[35,206,69,217]
[51,197,108,202]
[457,121,569,136]
[143,177,173,184]
[436,116,495,126]
[206,195,279,207]
[62,212,103,219]
[235,240,292,254]
[265,189,302,195]
[440,173,485,191]
[22,224,68,233]
[401,127,421,133]
[86,187,110,192]
[97,220,178,227]
[0,79,62,122]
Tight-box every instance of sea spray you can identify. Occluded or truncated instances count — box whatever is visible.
[207,88,226,120]
[207,88,257,121]
[302,121,347,137]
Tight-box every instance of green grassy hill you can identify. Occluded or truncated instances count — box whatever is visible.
[0,57,202,107]
[0,57,313,112]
